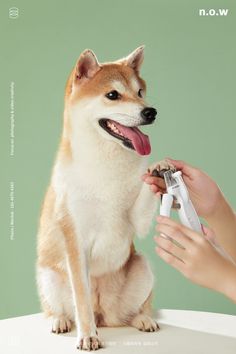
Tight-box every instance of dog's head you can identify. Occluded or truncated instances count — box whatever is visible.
[65,46,157,156]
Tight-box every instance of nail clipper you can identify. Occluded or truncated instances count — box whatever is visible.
[160,170,202,233]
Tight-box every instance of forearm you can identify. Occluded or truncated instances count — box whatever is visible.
[206,194,236,262]
[218,261,236,303]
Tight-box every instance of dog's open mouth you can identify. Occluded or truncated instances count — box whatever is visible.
[99,119,151,156]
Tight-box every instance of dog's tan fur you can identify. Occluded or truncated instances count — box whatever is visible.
[37,47,160,351]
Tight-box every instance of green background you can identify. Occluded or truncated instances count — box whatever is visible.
[1,0,236,319]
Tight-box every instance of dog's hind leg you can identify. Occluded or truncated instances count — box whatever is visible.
[37,187,74,333]
[37,265,74,333]
[102,253,159,332]
[113,253,159,332]
[130,291,159,332]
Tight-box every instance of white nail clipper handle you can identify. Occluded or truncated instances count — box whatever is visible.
[177,198,202,233]
[160,171,202,233]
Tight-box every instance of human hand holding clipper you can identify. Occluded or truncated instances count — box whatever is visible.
[158,169,232,261]
[143,158,236,260]
[142,159,236,303]
[143,158,222,219]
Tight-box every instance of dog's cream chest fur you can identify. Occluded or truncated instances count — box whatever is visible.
[53,151,148,276]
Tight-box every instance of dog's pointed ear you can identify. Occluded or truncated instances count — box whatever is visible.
[75,49,100,81]
[118,46,145,72]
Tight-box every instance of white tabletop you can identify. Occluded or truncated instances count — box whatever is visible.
[0,310,235,354]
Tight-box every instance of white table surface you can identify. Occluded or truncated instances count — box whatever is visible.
[0,310,235,354]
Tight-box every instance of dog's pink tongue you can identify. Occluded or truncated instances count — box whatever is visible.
[114,122,151,155]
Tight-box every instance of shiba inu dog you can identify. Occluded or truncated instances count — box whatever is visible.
[37,46,161,351]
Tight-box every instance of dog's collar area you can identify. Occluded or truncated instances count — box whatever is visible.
[98,119,135,150]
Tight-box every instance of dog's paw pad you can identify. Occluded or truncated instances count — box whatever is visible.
[131,314,160,332]
[51,317,73,334]
[148,159,176,178]
[77,335,103,351]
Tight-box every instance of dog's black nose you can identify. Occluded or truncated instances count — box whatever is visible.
[141,107,157,124]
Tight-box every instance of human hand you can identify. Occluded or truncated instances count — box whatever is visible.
[166,159,224,218]
[155,216,236,298]
[143,158,223,219]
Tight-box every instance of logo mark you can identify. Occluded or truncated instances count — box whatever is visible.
[9,7,19,19]
[199,8,229,17]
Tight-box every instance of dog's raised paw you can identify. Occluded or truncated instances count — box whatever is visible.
[148,159,176,178]
[51,316,73,334]
[131,314,160,332]
[77,335,103,351]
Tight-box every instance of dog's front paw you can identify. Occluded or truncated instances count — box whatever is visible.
[148,159,176,178]
[131,314,160,332]
[77,335,103,351]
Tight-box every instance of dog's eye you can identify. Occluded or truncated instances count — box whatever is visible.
[138,89,143,98]
[105,90,120,100]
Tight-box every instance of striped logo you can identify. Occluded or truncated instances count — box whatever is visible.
[9,7,19,19]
